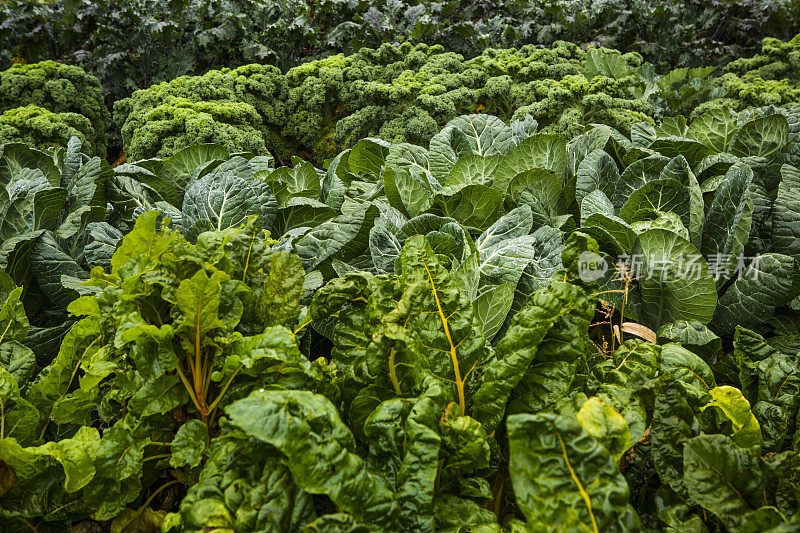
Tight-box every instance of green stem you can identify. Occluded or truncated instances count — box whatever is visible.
[40,335,101,440]
[138,479,180,513]
[175,365,203,415]
[143,453,171,463]
[206,364,243,419]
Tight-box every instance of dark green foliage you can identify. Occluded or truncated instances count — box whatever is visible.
[3,0,799,104]
[0,6,800,528]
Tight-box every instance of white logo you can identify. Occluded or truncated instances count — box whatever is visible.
[578,251,608,282]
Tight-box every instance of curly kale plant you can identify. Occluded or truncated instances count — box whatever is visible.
[0,61,109,155]
[693,34,800,118]
[0,105,96,155]
[115,41,661,164]
[114,64,288,160]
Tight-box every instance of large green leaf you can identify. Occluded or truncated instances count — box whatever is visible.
[226,389,438,531]
[612,155,669,209]
[158,143,229,197]
[683,435,764,531]
[575,149,619,209]
[491,134,567,194]
[632,229,717,329]
[432,184,502,230]
[473,280,593,432]
[770,165,800,256]
[429,115,512,182]
[711,253,799,335]
[700,163,753,287]
[179,436,314,532]
[182,170,278,237]
[508,412,640,532]
[730,114,789,163]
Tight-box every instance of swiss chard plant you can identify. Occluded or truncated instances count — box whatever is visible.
[0,210,325,525]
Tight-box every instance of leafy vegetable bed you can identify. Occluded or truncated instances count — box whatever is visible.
[0,35,799,533]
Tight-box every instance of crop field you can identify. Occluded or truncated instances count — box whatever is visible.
[0,1,799,531]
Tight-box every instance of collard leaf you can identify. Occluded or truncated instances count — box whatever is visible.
[612,155,670,210]
[348,138,389,177]
[632,229,717,330]
[432,184,502,230]
[429,115,513,182]
[711,253,800,336]
[182,171,278,237]
[384,168,434,218]
[576,150,619,217]
[159,144,229,197]
[771,165,800,256]
[492,134,567,194]
[700,163,753,287]
[295,203,379,270]
[730,114,789,163]
[657,320,721,360]
[687,107,736,153]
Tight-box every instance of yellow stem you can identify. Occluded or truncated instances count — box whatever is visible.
[388,347,402,395]
[422,262,466,416]
[194,303,202,397]
[555,430,599,533]
[142,453,171,463]
[138,479,180,514]
[294,316,312,335]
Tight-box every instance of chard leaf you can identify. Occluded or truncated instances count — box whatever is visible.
[226,390,399,529]
[508,412,640,532]
[170,419,208,469]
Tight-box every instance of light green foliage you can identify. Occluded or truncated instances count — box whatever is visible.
[0,61,108,154]
[0,105,96,155]
[1,28,800,529]
[508,411,640,532]
[179,435,315,532]
[115,64,288,160]
[116,41,663,164]
[0,210,317,523]
[122,97,267,160]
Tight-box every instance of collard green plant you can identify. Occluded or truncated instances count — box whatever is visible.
[0,137,115,356]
